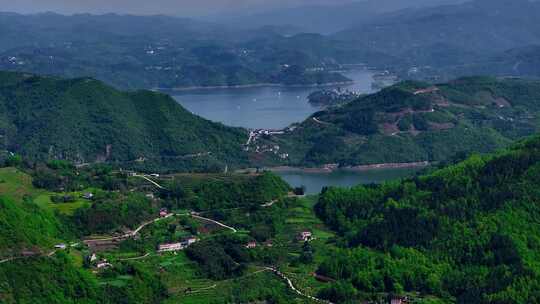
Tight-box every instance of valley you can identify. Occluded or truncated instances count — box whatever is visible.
[3,133,540,303]
[2,1,540,303]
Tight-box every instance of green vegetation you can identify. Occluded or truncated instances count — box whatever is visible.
[10,134,540,303]
[4,79,540,302]
[0,71,249,172]
[162,171,290,211]
[73,193,156,235]
[0,253,99,304]
[0,167,68,254]
[313,135,540,303]
[0,161,311,304]
[257,77,540,167]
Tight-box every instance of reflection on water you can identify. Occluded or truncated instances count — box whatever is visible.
[276,168,421,195]
[170,69,375,129]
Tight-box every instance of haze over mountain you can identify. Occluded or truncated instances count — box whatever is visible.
[2,0,460,17]
[210,0,469,33]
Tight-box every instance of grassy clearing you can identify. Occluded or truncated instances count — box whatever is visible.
[0,167,40,201]
[284,195,335,241]
[0,167,91,216]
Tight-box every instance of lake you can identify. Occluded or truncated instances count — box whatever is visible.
[276,168,422,195]
[169,68,416,192]
[170,68,376,130]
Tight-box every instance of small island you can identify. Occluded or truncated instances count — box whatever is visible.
[307,87,362,106]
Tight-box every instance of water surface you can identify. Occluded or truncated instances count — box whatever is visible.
[169,68,408,193]
[170,69,375,129]
[277,168,421,195]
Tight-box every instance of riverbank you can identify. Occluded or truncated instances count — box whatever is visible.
[155,80,355,92]
[240,161,430,174]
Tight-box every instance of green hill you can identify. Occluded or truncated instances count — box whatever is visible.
[253,76,540,167]
[0,71,249,172]
[0,167,68,255]
[313,134,540,303]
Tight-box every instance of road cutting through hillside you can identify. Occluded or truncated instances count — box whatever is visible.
[132,174,167,190]
[266,267,333,304]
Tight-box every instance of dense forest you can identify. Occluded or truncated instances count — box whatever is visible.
[0,71,249,172]
[314,135,540,303]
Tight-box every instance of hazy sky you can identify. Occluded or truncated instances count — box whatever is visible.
[1,0,355,16]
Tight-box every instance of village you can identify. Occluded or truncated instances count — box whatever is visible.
[244,127,297,160]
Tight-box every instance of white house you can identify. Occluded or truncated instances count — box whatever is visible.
[297,231,313,242]
[158,243,184,252]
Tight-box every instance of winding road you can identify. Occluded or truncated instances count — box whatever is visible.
[118,253,151,261]
[84,213,176,245]
[267,267,333,304]
[191,214,238,233]
[132,174,167,190]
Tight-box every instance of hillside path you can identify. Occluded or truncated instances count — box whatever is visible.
[191,214,238,233]
[133,174,167,190]
[267,267,333,304]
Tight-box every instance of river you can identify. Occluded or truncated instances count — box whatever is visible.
[169,68,417,192]
[276,168,422,195]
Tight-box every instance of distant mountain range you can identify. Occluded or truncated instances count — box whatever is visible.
[332,0,540,80]
[1,0,539,90]
[0,12,351,90]
[209,0,469,34]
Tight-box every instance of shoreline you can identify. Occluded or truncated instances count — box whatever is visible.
[244,161,430,174]
[154,81,355,92]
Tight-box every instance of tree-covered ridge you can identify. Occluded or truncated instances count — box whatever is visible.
[0,71,249,172]
[335,0,540,82]
[163,171,291,212]
[313,135,540,303]
[0,13,352,90]
[257,76,540,167]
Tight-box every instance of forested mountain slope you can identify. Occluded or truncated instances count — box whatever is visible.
[0,71,249,172]
[314,134,540,303]
[256,77,540,167]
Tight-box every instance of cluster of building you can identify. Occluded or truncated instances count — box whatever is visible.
[413,87,440,95]
[245,128,296,160]
[246,129,285,147]
[82,192,94,200]
[5,56,25,65]
[253,144,289,159]
[245,240,273,249]
[158,237,199,253]
[308,88,361,106]
[54,243,67,250]
[159,208,169,217]
[297,231,313,242]
[244,231,313,249]
[390,296,410,304]
[87,253,113,270]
